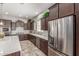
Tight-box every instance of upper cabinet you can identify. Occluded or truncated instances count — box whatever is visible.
[11,22,16,30]
[30,21,34,30]
[41,18,46,30]
[24,23,27,30]
[5,20,11,27]
[49,4,58,20]
[59,3,74,17]
[16,20,24,27]
[75,3,79,15]
[0,19,11,27]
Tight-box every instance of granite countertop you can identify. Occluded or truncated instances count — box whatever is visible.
[0,36,21,56]
[29,33,48,40]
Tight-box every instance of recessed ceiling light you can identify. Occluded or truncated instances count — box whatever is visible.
[0,21,3,25]
[5,12,8,15]
[35,12,38,14]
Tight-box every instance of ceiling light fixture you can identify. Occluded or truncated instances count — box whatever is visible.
[35,12,38,15]
[5,12,8,15]
[0,21,3,26]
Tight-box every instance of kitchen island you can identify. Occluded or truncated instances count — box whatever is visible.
[0,36,21,56]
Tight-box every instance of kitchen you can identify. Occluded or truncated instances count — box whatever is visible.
[0,3,79,56]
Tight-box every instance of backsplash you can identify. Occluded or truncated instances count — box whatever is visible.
[11,27,30,34]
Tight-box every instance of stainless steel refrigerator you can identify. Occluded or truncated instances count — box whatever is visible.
[48,15,75,56]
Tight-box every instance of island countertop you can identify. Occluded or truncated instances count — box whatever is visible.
[0,36,21,56]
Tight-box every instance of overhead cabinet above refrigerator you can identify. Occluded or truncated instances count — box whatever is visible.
[48,15,75,56]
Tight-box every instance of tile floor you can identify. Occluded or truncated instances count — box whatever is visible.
[20,40,46,56]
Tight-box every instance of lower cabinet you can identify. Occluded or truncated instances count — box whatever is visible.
[40,39,48,55]
[19,34,28,41]
[28,34,36,45]
[36,37,40,49]
[28,34,48,55]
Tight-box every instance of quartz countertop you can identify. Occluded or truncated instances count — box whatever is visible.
[11,30,48,40]
[29,33,48,40]
[0,36,21,56]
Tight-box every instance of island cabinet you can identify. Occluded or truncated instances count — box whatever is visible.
[75,3,79,15]
[40,39,48,55]
[59,3,74,17]
[49,3,58,20]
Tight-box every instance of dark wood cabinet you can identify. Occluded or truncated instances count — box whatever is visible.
[30,21,34,30]
[49,4,58,20]
[0,19,11,27]
[41,18,46,30]
[41,17,49,30]
[27,20,31,30]
[40,39,48,55]
[59,3,74,17]
[11,22,16,30]
[24,23,27,30]
[16,20,24,27]
[75,3,79,15]
[45,17,49,30]
[36,37,40,49]
[28,34,36,45]
[19,34,28,41]
[76,14,79,56]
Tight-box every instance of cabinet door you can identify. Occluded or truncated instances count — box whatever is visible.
[5,20,11,27]
[41,18,46,30]
[24,23,27,30]
[30,21,34,30]
[30,35,36,45]
[40,39,48,55]
[49,4,58,20]
[59,3,74,17]
[75,3,79,14]
[19,34,25,41]
[76,14,79,56]
[16,20,24,27]
[12,22,16,30]
[45,17,49,30]
[36,37,40,49]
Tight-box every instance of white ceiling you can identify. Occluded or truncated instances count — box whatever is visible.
[0,3,54,19]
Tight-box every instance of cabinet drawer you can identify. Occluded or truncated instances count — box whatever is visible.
[40,39,48,55]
